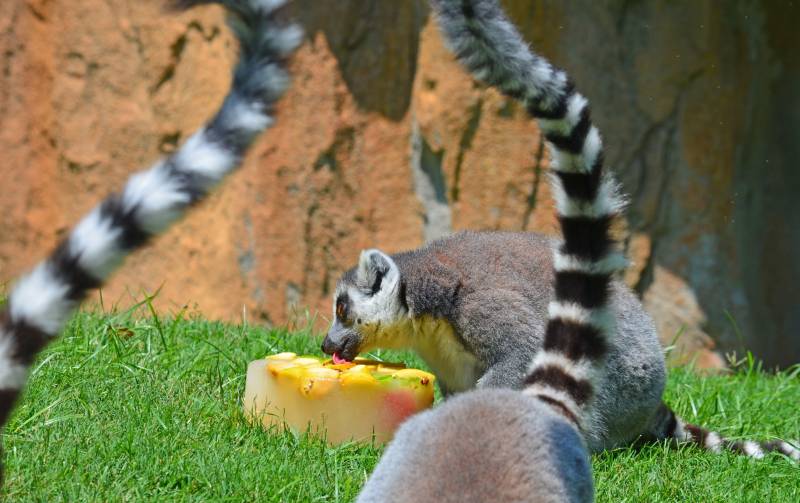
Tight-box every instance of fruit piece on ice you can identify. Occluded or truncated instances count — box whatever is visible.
[340,370,378,387]
[266,352,296,361]
[293,357,320,367]
[243,354,436,444]
[392,368,433,386]
[266,360,298,375]
[382,390,421,431]
[300,367,340,398]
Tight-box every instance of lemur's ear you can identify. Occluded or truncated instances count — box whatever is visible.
[356,249,399,295]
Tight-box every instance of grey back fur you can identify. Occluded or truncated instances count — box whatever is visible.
[357,389,593,503]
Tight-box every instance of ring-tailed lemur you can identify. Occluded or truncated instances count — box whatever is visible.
[323,0,800,461]
[0,0,301,483]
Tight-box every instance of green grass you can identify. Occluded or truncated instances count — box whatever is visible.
[3,310,798,501]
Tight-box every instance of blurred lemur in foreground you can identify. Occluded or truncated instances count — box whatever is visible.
[0,0,301,484]
[323,0,800,469]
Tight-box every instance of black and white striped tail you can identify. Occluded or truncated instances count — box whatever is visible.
[0,0,301,473]
[430,0,626,430]
[648,403,800,461]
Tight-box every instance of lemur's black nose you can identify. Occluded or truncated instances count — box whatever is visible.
[321,326,360,361]
[321,334,338,355]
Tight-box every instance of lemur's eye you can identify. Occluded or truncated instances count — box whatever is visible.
[356,318,362,325]
[336,301,346,321]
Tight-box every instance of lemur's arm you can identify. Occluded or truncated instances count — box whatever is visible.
[0,0,301,481]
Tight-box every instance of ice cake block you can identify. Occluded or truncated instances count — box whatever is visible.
[243,352,436,444]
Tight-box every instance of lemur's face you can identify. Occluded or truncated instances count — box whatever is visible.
[321,249,408,361]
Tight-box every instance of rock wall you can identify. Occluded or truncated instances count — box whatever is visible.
[1,1,797,367]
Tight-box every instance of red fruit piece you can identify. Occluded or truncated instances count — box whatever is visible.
[382,390,419,430]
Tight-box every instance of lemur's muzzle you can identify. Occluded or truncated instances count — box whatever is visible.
[321,322,361,362]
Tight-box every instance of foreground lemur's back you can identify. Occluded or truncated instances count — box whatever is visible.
[358,389,593,503]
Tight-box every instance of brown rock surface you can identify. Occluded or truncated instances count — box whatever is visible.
[1,1,798,368]
[643,266,725,369]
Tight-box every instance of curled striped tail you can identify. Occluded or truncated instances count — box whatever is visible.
[648,403,800,461]
[430,0,626,429]
[0,0,301,468]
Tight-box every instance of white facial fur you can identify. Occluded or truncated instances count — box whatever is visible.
[339,249,410,347]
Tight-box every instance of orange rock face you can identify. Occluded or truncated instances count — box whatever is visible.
[0,2,554,325]
[2,1,798,368]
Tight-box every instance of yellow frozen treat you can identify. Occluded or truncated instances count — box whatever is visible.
[243,353,436,444]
